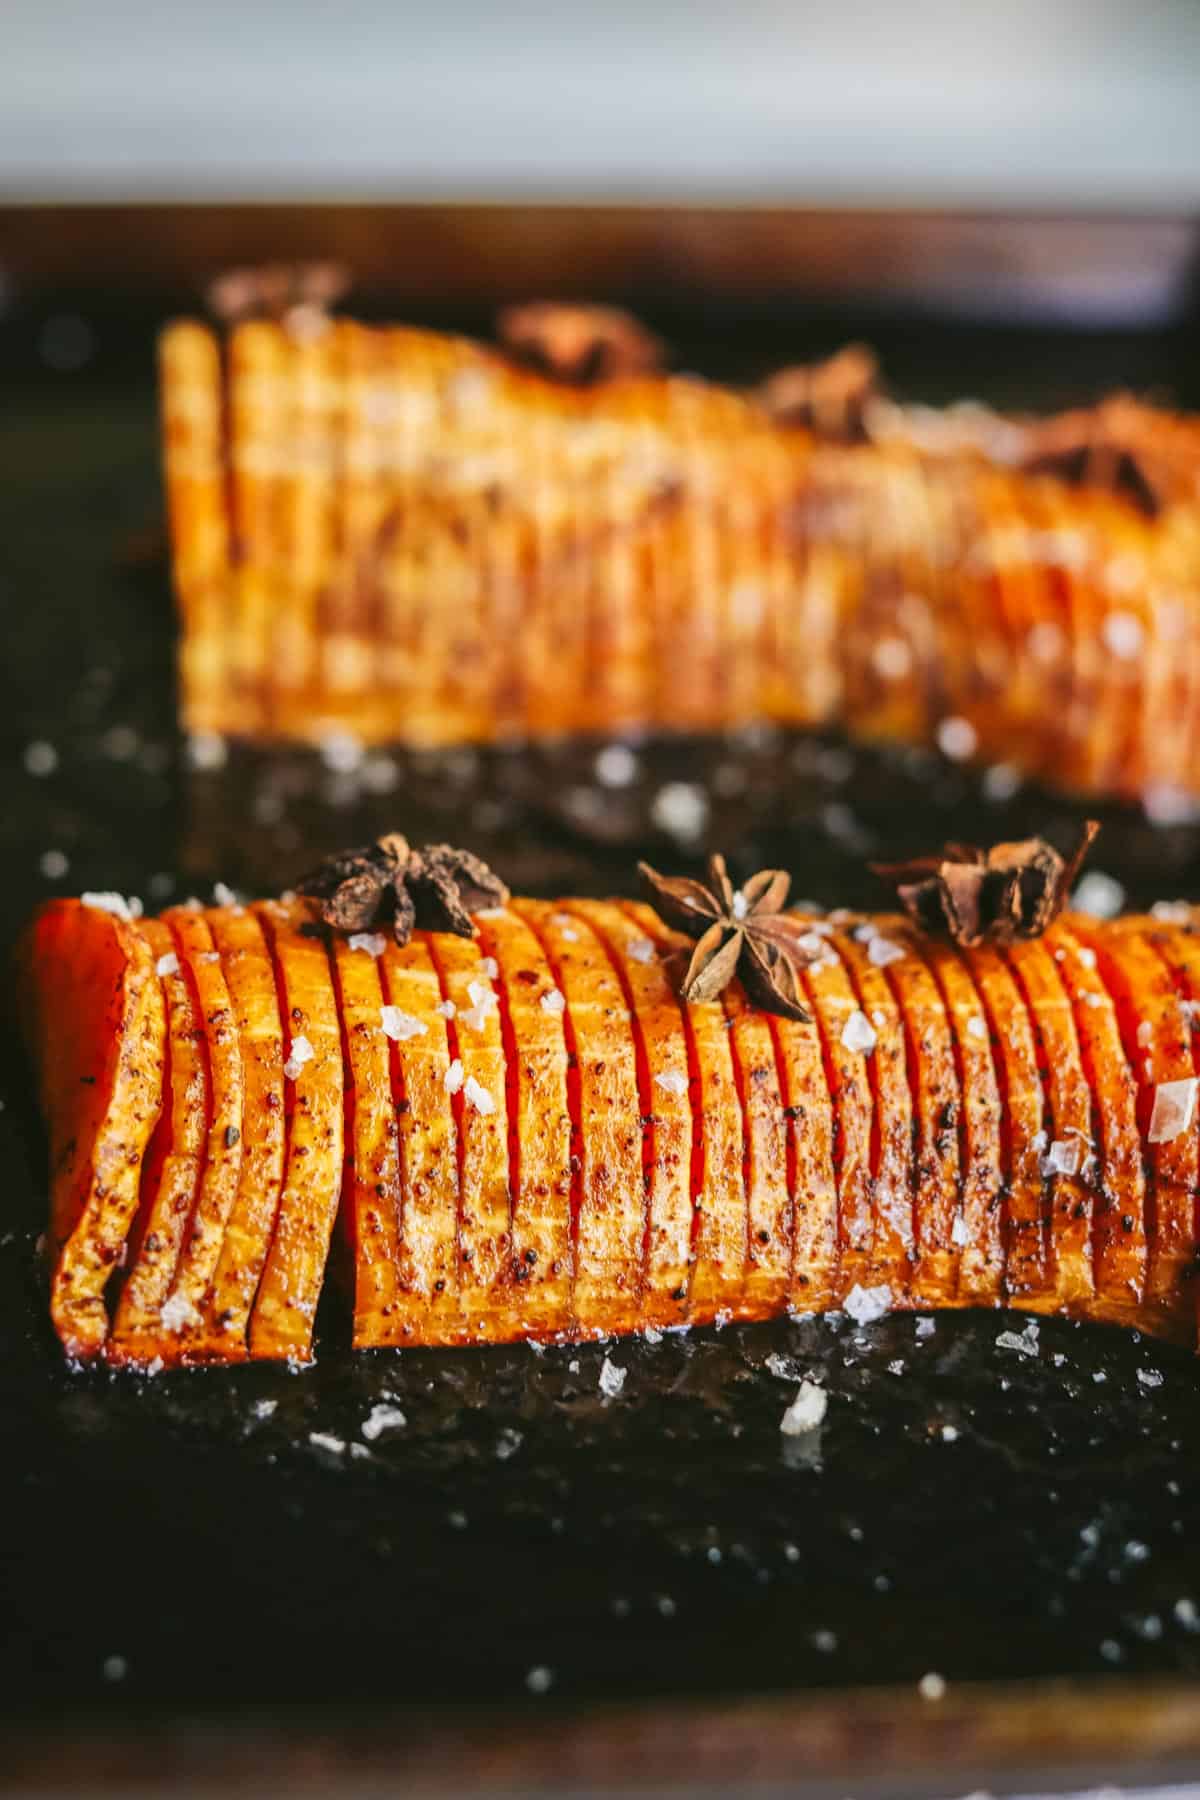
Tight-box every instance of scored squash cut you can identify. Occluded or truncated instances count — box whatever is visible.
[110,916,209,1362]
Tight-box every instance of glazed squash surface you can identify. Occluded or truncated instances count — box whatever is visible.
[18,895,1200,1365]
[162,319,1200,804]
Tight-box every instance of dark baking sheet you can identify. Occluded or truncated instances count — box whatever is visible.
[5,275,1200,1796]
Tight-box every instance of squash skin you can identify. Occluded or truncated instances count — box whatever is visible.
[20,897,1200,1362]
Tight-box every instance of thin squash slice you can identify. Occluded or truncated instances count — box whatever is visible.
[423,930,512,1342]
[1045,920,1147,1312]
[1002,937,1096,1306]
[18,899,165,1360]
[472,907,573,1338]
[513,901,645,1335]
[194,904,286,1356]
[1071,916,1198,1317]
[833,921,916,1301]
[330,933,405,1349]
[577,901,692,1330]
[109,916,208,1362]
[156,905,245,1346]
[249,900,344,1361]
[878,926,964,1305]
[374,932,460,1346]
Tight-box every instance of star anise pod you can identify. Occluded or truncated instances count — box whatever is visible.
[205,261,351,328]
[299,833,508,945]
[1017,397,1178,518]
[871,822,1100,947]
[638,855,816,1022]
[496,302,663,385]
[756,344,879,442]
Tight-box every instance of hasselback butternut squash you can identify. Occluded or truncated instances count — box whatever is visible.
[17,892,1200,1365]
[162,316,1200,805]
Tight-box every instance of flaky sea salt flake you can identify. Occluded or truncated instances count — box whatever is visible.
[844,1282,892,1325]
[361,1403,407,1441]
[841,1010,877,1055]
[349,932,387,958]
[283,1035,314,1080]
[1148,1078,1198,1144]
[599,1357,626,1398]
[780,1381,827,1435]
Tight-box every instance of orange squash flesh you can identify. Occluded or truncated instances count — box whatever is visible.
[833,924,916,1301]
[1045,921,1147,1310]
[376,932,460,1346]
[879,928,963,1306]
[905,930,1005,1307]
[794,929,875,1304]
[156,906,246,1347]
[579,902,692,1330]
[18,899,165,1360]
[514,901,645,1335]
[249,901,344,1362]
[960,942,1049,1302]
[1071,917,1198,1316]
[194,904,286,1357]
[473,907,574,1339]
[1002,937,1096,1307]
[329,934,405,1350]
[423,930,513,1342]
[109,917,209,1362]
[23,894,1200,1361]
[621,901,751,1326]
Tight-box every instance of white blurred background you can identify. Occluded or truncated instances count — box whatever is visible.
[3,0,1200,204]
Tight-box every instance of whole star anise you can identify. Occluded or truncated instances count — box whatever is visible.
[496,302,663,385]
[872,822,1100,947]
[756,344,879,442]
[299,833,509,945]
[1017,397,1179,518]
[638,855,816,1021]
[205,261,351,328]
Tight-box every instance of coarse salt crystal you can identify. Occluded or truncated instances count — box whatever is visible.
[309,1431,347,1457]
[1144,785,1198,827]
[841,1010,877,1055]
[1072,870,1125,919]
[553,917,580,942]
[479,957,499,979]
[936,715,978,762]
[540,987,566,1015]
[283,1035,314,1080]
[1137,1368,1164,1391]
[872,636,912,681]
[918,1672,947,1701]
[1148,1078,1198,1144]
[1041,1138,1082,1178]
[966,1014,987,1040]
[915,1318,936,1339]
[844,1283,891,1325]
[252,1398,277,1420]
[651,781,709,841]
[868,935,904,968]
[380,1006,426,1043]
[1152,899,1194,924]
[213,881,237,907]
[361,1403,407,1441]
[1075,944,1097,970]
[627,938,656,965]
[526,1665,554,1694]
[1102,611,1144,659]
[160,1292,201,1334]
[458,980,497,1033]
[1137,1020,1153,1047]
[599,1357,626,1398]
[464,1075,495,1115]
[997,1320,1040,1357]
[595,744,638,788]
[444,1059,465,1095]
[983,762,1022,802]
[349,932,386,958]
[23,740,58,776]
[780,1381,827,1435]
[655,1070,689,1097]
[436,999,457,1018]
[155,952,180,978]
[951,1216,970,1247]
[81,891,136,921]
